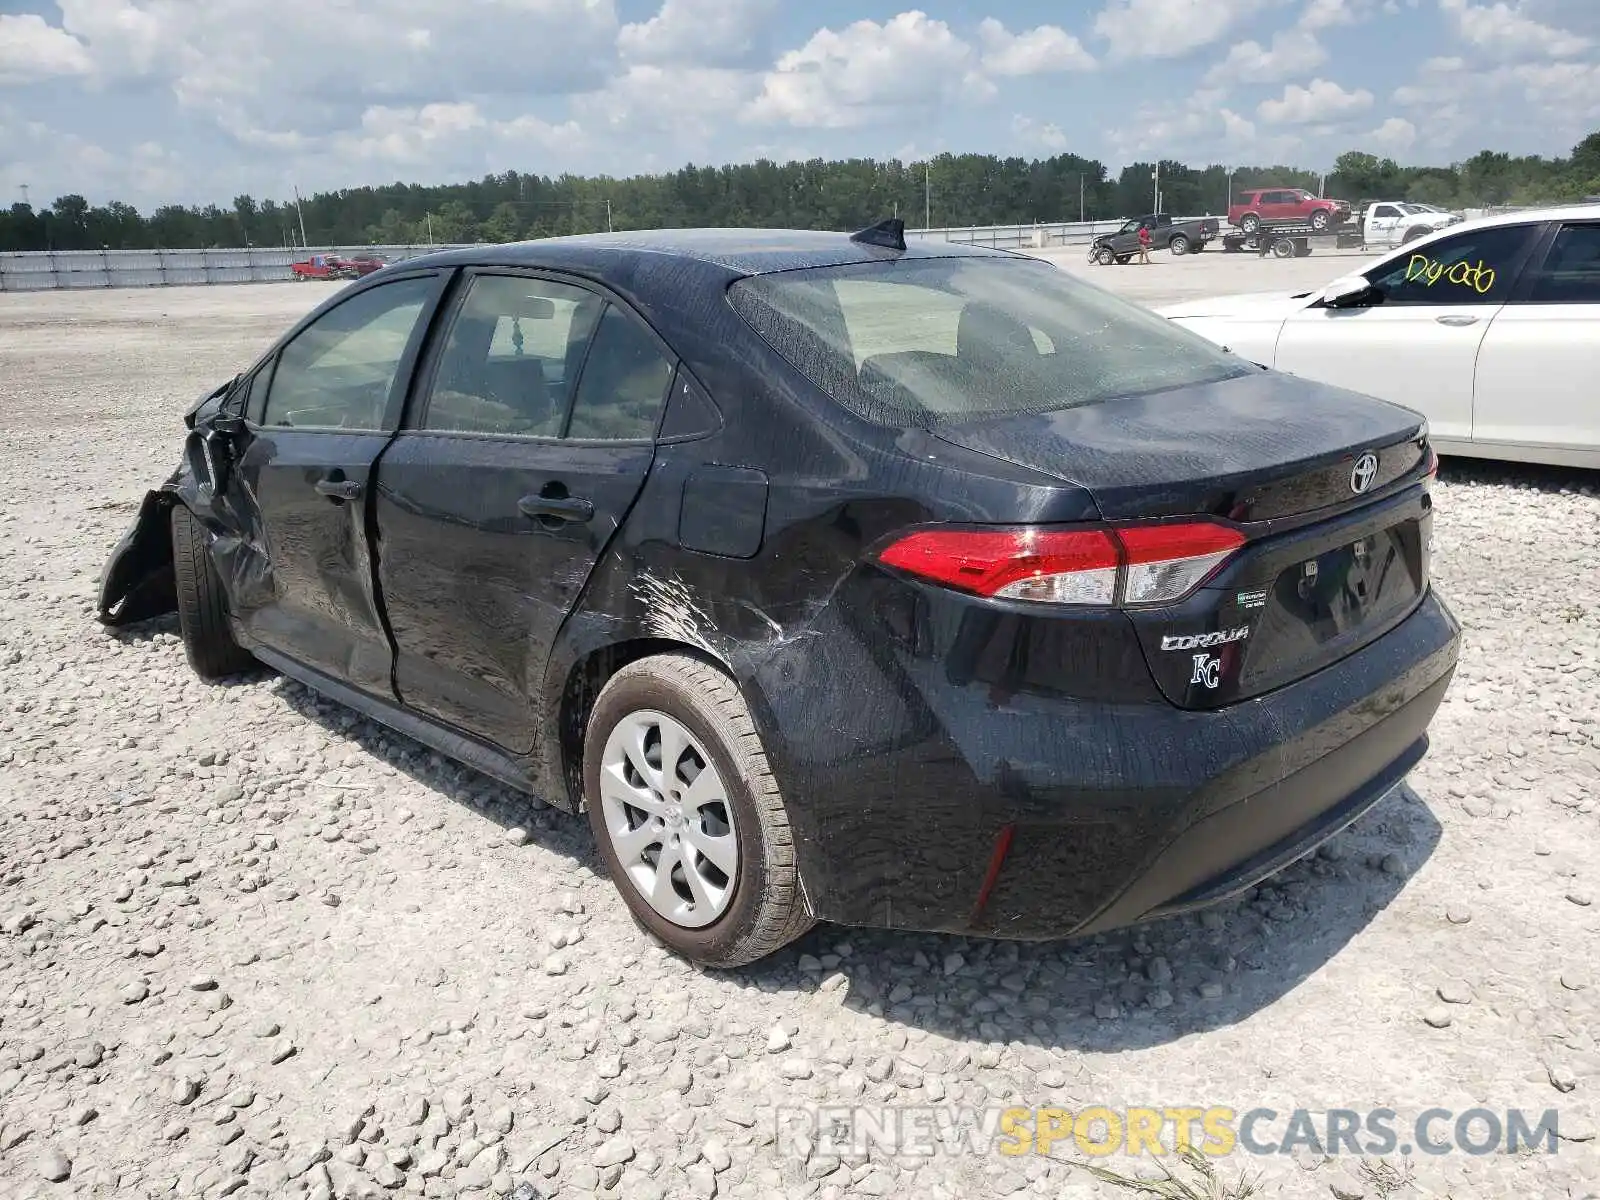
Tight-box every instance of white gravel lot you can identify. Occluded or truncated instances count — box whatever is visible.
[1,261,1598,1200]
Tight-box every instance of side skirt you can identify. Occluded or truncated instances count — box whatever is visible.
[248,644,571,811]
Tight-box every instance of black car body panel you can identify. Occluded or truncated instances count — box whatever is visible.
[98,227,1460,943]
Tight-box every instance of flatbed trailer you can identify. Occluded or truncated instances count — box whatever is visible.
[1221,223,1366,258]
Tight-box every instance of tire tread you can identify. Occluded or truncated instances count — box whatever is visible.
[590,653,814,967]
[170,505,253,679]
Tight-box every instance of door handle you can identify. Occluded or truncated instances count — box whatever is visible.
[1435,314,1480,326]
[518,494,594,523]
[314,477,362,501]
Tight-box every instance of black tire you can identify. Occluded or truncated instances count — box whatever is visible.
[1115,255,1131,265]
[1239,213,1261,234]
[584,654,814,968]
[1311,209,1331,231]
[170,504,253,679]
[1272,237,1296,259]
[1094,246,1115,266]
[1401,225,1429,244]
[1169,234,1190,256]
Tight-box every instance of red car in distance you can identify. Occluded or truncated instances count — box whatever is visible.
[1229,188,1351,234]
[289,254,356,281]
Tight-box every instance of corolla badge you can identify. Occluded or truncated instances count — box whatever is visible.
[1350,452,1379,494]
[1162,626,1250,651]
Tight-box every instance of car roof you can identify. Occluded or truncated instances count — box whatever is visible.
[396,227,1018,279]
[1442,203,1600,230]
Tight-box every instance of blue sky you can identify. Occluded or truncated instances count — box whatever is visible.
[1,0,1598,209]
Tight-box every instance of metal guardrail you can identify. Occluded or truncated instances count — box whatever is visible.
[907,216,1220,250]
[0,244,461,292]
[0,219,1228,291]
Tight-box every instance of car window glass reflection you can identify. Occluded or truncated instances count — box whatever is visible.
[425,275,605,437]
[565,306,675,440]
[1365,224,1537,306]
[261,277,434,430]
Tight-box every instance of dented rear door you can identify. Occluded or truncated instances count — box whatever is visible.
[372,272,670,755]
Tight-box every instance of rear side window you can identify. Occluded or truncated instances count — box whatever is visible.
[727,257,1252,429]
[1366,223,1539,306]
[1525,223,1600,304]
[566,307,675,440]
[422,275,603,436]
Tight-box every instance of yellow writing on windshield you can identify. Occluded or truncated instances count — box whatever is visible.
[1405,254,1496,295]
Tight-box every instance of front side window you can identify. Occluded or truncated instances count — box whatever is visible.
[1525,223,1600,304]
[1365,223,1539,306]
[565,306,676,440]
[727,257,1253,429]
[261,277,434,430]
[423,275,604,436]
[1373,205,1400,220]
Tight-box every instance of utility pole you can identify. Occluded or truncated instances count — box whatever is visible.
[293,185,308,248]
[1079,174,1085,223]
[426,213,434,246]
[19,183,29,209]
[606,198,612,233]
[924,161,931,229]
[1152,162,1161,214]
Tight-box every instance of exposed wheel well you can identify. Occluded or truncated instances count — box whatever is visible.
[557,637,732,811]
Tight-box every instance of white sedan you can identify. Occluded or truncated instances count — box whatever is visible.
[1158,205,1600,469]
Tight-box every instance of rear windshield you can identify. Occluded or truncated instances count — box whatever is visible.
[726,256,1251,429]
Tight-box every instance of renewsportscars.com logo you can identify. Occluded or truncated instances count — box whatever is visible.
[772,1105,1569,1161]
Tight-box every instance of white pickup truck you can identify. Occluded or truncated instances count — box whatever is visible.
[1360,200,1464,248]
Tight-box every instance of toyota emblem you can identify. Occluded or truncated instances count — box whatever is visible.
[1350,452,1379,494]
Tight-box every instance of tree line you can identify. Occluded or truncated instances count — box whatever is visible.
[4,132,1597,253]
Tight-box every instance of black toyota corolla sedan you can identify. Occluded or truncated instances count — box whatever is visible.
[98,221,1460,967]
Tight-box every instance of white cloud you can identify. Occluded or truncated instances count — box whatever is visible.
[978,19,1095,75]
[748,11,991,129]
[1361,115,1419,152]
[1012,114,1070,151]
[1093,0,1277,60]
[580,66,759,139]
[1258,77,1374,122]
[0,108,183,209]
[617,0,777,67]
[1300,0,1366,28]
[333,103,487,166]
[0,13,92,85]
[54,0,619,138]
[1438,0,1591,59]
[1205,29,1327,83]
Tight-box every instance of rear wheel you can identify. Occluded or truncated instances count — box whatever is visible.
[171,504,254,679]
[1239,213,1261,234]
[1115,254,1131,265]
[1272,237,1297,259]
[584,654,813,968]
[1169,234,1190,256]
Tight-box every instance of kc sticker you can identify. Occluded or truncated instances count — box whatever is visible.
[1190,653,1222,689]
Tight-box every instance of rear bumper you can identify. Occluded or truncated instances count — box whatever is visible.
[746,584,1460,940]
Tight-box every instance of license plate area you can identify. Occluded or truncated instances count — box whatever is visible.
[1236,520,1425,690]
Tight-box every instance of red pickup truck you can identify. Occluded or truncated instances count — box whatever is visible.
[1228,188,1351,234]
[289,254,357,281]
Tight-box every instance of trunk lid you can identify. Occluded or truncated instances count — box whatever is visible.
[931,371,1434,707]
[930,370,1427,523]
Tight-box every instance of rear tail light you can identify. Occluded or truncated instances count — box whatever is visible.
[875,520,1246,608]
